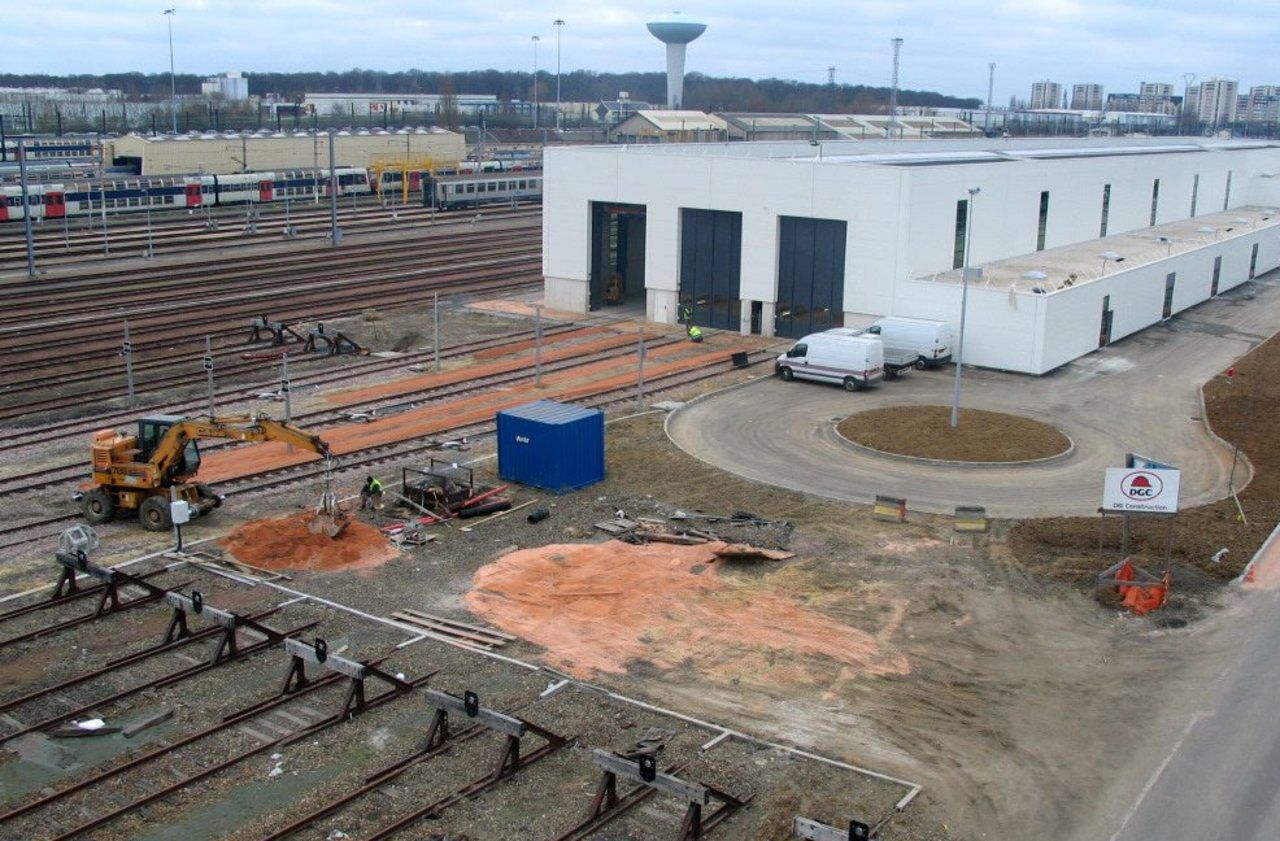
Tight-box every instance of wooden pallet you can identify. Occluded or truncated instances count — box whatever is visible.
[391,608,515,650]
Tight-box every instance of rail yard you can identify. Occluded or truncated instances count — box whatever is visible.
[2,129,1280,841]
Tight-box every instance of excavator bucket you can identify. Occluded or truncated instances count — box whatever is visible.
[307,479,348,538]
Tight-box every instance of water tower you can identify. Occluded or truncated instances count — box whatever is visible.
[647,12,707,108]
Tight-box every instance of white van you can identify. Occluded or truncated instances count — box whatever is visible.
[775,332,884,391]
[868,317,953,368]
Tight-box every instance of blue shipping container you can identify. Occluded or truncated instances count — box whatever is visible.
[496,400,605,494]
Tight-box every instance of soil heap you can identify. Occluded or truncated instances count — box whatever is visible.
[220,513,399,572]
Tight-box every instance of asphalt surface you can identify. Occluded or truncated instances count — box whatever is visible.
[668,275,1280,517]
[1092,576,1280,841]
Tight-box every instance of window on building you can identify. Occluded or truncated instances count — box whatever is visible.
[1037,191,1049,251]
[953,199,969,269]
[1191,174,1199,217]
[1150,179,1160,226]
[1100,184,1111,237]
[1250,243,1259,279]
[1224,171,1233,210]
[1211,255,1222,296]
[1163,272,1176,319]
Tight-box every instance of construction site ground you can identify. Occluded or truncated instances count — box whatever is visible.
[835,405,1072,462]
[2,279,1278,839]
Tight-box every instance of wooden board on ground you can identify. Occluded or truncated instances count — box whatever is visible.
[713,544,795,562]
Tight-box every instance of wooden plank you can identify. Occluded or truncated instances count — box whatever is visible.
[592,749,709,805]
[282,637,368,680]
[398,608,517,641]
[390,612,501,648]
[632,531,707,545]
[423,689,526,737]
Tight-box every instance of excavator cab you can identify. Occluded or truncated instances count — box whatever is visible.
[137,415,201,478]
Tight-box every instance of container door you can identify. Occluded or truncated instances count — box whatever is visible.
[258,179,274,202]
[185,183,203,207]
[0,196,9,222]
[45,191,66,219]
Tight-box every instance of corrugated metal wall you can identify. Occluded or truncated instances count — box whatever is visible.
[775,216,847,338]
[679,208,742,330]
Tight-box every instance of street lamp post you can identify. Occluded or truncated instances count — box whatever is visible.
[164,9,177,133]
[531,36,541,130]
[554,19,565,129]
[950,187,981,429]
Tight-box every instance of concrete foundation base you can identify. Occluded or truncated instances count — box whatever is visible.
[647,288,679,326]
[544,276,589,314]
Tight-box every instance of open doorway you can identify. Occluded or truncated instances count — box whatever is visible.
[590,202,648,312]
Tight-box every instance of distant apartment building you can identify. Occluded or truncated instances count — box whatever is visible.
[1185,78,1238,126]
[1106,93,1141,112]
[1138,82,1177,114]
[1070,83,1105,111]
[1030,81,1063,110]
[1245,85,1280,124]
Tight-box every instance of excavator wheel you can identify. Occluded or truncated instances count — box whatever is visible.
[81,489,115,525]
[138,496,172,532]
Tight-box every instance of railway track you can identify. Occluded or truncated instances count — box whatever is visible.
[0,199,540,269]
[0,349,776,555]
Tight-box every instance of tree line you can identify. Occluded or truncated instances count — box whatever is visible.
[0,69,981,112]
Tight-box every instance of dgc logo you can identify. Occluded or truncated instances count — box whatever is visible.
[1121,471,1164,500]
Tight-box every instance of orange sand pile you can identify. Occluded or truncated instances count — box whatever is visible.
[465,541,911,680]
[220,513,400,572]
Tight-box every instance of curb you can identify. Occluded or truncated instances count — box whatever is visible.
[829,418,1076,469]
[1197,381,1255,495]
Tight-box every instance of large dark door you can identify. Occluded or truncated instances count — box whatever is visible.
[679,209,742,330]
[590,202,647,311]
[776,216,847,338]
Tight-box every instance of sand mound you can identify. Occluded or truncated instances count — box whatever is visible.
[466,540,910,680]
[220,514,400,572]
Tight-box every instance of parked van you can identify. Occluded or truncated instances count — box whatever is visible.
[823,328,920,377]
[775,332,884,391]
[868,317,953,368]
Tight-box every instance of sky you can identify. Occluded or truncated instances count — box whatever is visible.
[3,1,1278,103]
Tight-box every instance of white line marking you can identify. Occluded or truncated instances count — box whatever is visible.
[1108,711,1205,841]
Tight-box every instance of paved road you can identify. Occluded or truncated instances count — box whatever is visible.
[1095,573,1280,841]
[668,276,1280,517]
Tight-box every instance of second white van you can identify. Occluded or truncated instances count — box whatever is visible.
[775,332,885,391]
[868,317,953,368]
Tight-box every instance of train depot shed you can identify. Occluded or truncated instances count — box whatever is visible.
[542,137,1280,373]
[106,127,466,175]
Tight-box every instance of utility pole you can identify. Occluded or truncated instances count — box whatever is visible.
[204,336,216,417]
[889,37,903,130]
[534,305,543,386]
[950,188,980,428]
[328,129,341,245]
[986,62,995,133]
[636,334,646,406]
[532,35,541,130]
[122,321,136,405]
[433,291,441,372]
[17,140,36,279]
[164,8,177,133]
[281,354,292,423]
[554,19,565,129]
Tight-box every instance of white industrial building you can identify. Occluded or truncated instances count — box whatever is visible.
[542,137,1280,374]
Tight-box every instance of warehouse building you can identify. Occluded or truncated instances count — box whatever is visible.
[105,128,466,175]
[542,137,1280,373]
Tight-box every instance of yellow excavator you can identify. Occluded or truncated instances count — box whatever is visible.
[79,413,346,534]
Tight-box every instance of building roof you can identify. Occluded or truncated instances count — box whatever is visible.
[717,113,823,132]
[595,136,1279,167]
[116,127,458,144]
[619,110,728,132]
[920,206,1280,293]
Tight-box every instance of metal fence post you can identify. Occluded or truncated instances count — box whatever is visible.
[534,305,543,386]
[433,291,441,372]
[122,321,135,404]
[204,336,215,417]
[281,353,292,423]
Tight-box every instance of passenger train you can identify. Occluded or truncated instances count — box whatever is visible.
[1,164,542,222]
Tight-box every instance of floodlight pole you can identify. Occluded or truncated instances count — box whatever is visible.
[17,140,36,278]
[164,9,177,134]
[950,187,980,429]
[554,19,565,129]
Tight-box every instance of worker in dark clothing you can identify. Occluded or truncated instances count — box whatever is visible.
[360,475,384,510]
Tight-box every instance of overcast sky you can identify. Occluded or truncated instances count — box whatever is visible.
[5,1,1277,102]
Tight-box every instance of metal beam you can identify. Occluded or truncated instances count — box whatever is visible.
[591,749,709,805]
[282,637,368,680]
[424,688,526,737]
[164,591,241,630]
